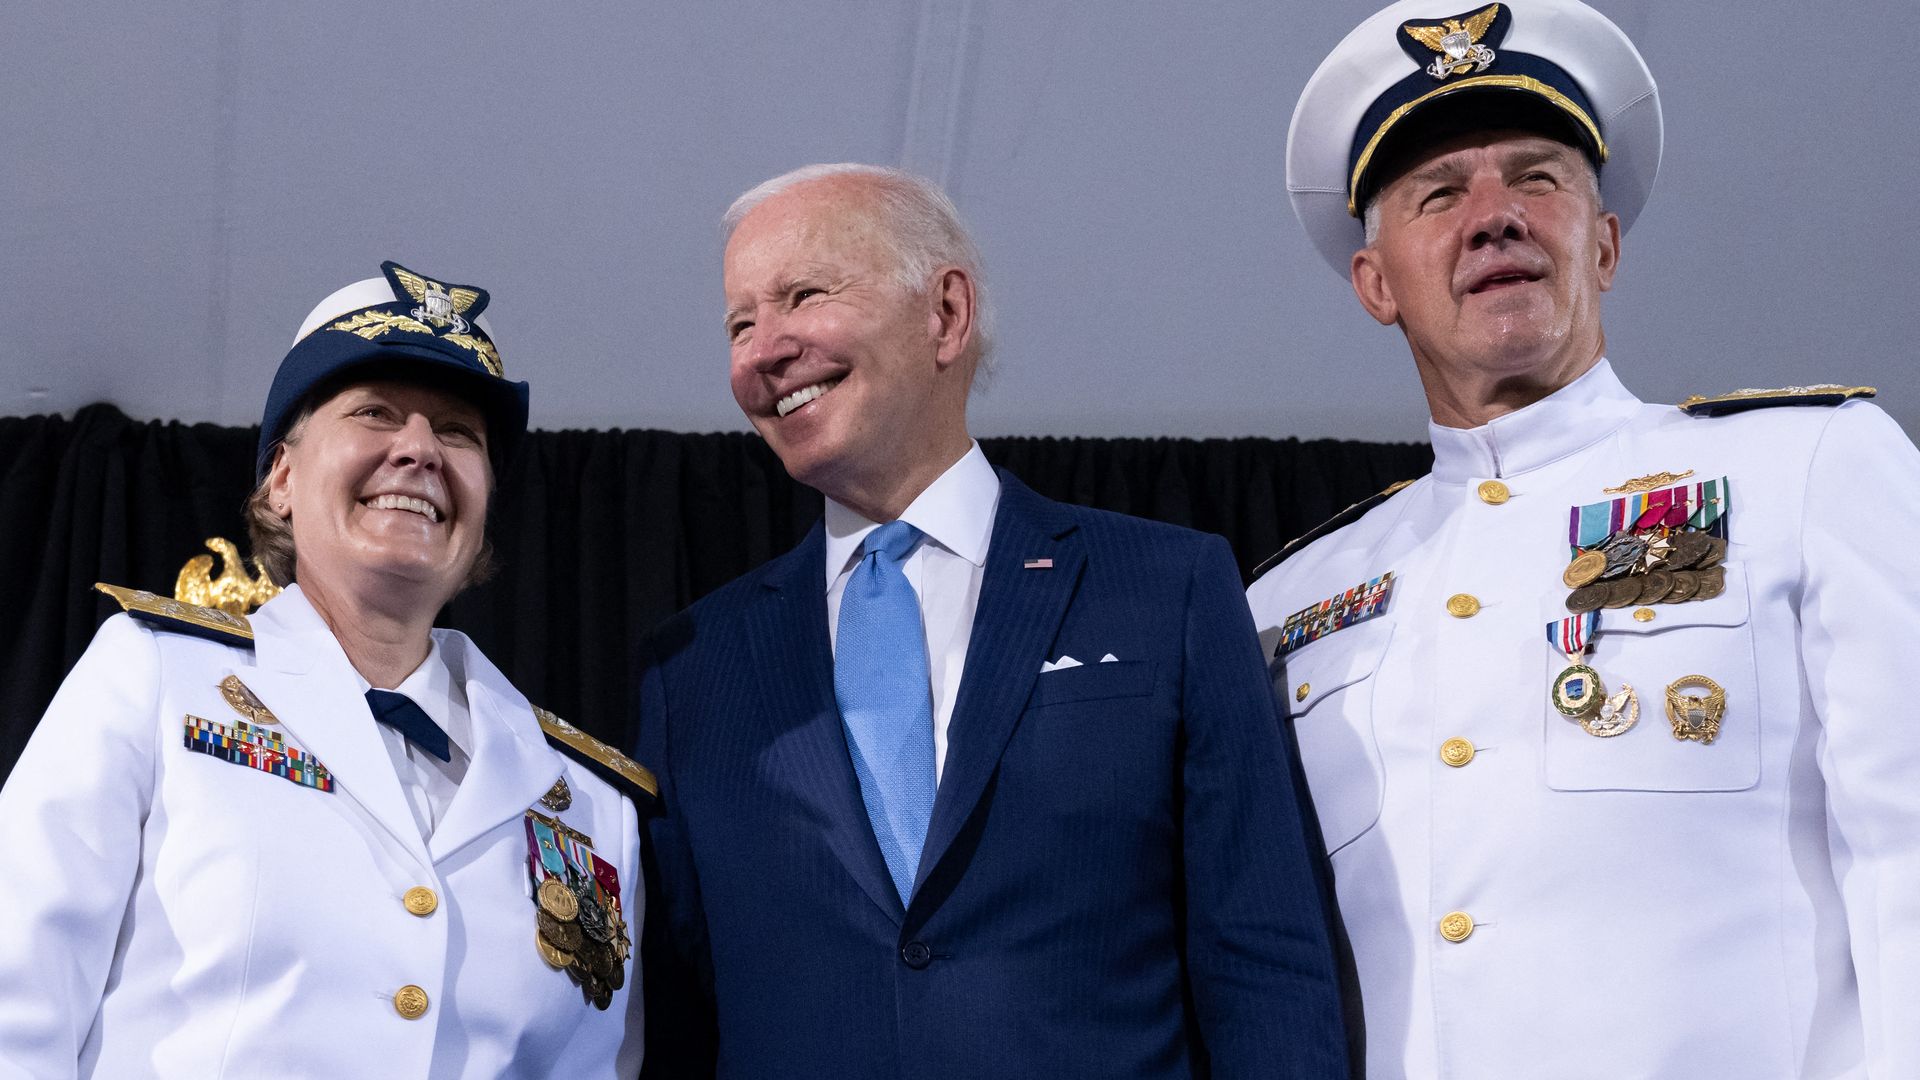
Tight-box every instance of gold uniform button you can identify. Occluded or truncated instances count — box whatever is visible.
[1295,682,1310,703]
[393,984,430,1019]
[1440,737,1475,767]
[1633,607,1656,622]
[403,886,438,917]
[1445,593,1481,618]
[1477,480,1510,505]
[1439,911,1475,943]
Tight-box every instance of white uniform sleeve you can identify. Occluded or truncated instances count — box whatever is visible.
[0,615,161,1079]
[1797,402,1920,1077]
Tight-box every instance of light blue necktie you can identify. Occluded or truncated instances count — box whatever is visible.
[834,520,937,904]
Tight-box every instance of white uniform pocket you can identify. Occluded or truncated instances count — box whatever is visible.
[1542,564,1760,792]
[1276,618,1393,853]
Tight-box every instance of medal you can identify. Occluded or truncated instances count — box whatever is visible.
[537,873,579,921]
[1665,675,1726,743]
[540,777,572,812]
[1562,550,1607,588]
[1547,611,1606,720]
[1552,664,1605,717]
[1582,683,1639,737]
[523,808,629,1011]
[535,928,573,969]
[1561,476,1733,613]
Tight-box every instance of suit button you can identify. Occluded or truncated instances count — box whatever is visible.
[1439,911,1475,943]
[393,984,430,1019]
[1294,682,1310,703]
[1445,593,1480,618]
[901,941,932,969]
[402,886,438,916]
[1439,738,1475,767]
[1477,480,1510,505]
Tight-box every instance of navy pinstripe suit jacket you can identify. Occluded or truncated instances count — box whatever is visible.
[638,472,1346,1078]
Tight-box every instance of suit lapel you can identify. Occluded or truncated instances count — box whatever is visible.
[914,475,1083,897]
[746,524,905,924]
[427,635,563,863]
[238,589,429,866]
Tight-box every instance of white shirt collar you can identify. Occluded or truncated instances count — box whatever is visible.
[823,442,1001,587]
[1427,358,1645,483]
[270,580,476,757]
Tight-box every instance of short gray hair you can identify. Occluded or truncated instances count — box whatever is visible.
[724,163,996,384]
[1362,154,1603,247]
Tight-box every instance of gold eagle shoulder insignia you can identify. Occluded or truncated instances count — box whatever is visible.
[96,582,254,645]
[1679,384,1876,417]
[1250,479,1417,582]
[176,537,280,616]
[535,707,658,799]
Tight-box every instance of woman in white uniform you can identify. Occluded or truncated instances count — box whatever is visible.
[0,261,650,1079]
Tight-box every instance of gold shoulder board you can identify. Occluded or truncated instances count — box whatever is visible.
[1249,479,1416,582]
[535,706,658,799]
[95,582,254,645]
[1679,384,1876,417]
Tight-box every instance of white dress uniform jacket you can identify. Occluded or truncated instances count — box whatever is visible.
[1247,360,1920,1079]
[0,585,643,1079]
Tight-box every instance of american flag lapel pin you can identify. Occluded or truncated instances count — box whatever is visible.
[1023,558,1053,570]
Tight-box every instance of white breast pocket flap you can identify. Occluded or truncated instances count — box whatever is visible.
[1275,618,1393,854]
[1542,564,1760,793]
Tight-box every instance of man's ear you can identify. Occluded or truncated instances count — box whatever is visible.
[929,267,976,369]
[1351,247,1400,326]
[1594,210,1621,293]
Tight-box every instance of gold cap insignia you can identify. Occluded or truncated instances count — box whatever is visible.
[1402,4,1502,80]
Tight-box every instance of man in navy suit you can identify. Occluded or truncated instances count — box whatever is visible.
[637,163,1345,1078]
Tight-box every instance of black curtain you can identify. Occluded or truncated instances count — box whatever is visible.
[0,404,1431,781]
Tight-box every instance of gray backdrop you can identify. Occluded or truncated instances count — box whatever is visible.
[4,1,1914,442]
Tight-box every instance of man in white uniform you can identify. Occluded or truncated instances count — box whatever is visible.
[1248,1,1920,1076]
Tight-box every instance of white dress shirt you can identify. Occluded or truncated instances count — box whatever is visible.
[358,639,472,841]
[825,442,1001,785]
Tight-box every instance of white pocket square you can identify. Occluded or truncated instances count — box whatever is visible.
[1040,655,1083,673]
[1100,653,1119,663]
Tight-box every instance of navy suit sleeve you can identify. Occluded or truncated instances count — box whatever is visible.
[1179,535,1349,1077]
[636,636,719,1079]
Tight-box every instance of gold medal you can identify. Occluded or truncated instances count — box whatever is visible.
[1551,664,1605,717]
[538,909,584,952]
[1665,675,1726,742]
[536,928,573,969]
[538,876,580,921]
[1601,578,1642,609]
[1562,550,1607,588]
